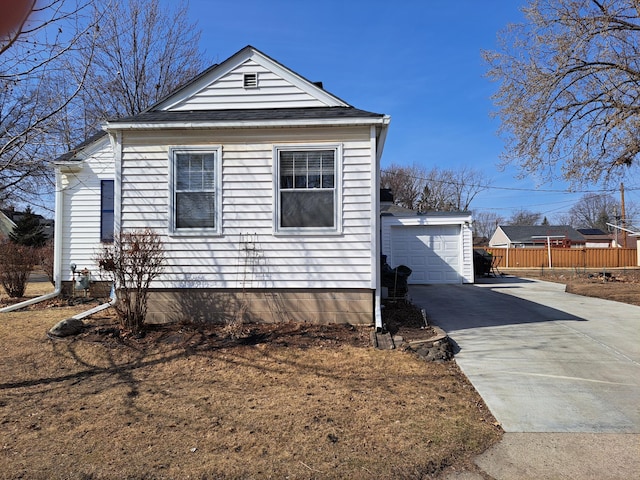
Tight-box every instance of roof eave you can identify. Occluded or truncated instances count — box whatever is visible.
[104,116,390,131]
[54,159,85,173]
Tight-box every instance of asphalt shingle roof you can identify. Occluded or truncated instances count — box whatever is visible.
[500,225,585,243]
[54,131,107,163]
[109,106,386,124]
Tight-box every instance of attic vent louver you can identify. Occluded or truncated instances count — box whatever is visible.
[243,72,258,88]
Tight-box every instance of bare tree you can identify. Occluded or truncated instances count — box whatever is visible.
[382,164,490,212]
[484,0,640,186]
[473,211,504,243]
[79,0,205,132]
[508,209,542,226]
[417,167,489,212]
[563,192,638,231]
[381,163,426,210]
[1,0,205,208]
[0,0,100,206]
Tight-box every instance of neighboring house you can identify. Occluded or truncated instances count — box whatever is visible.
[0,210,16,239]
[0,208,54,241]
[54,46,390,327]
[576,228,614,248]
[489,225,586,248]
[380,190,474,284]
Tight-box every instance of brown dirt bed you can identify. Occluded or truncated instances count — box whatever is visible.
[502,267,640,307]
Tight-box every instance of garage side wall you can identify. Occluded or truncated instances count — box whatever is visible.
[381,214,474,284]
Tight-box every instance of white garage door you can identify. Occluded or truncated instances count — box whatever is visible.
[390,225,462,284]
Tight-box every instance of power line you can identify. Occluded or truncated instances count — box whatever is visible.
[380,168,640,194]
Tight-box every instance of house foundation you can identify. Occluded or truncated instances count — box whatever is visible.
[143,288,375,325]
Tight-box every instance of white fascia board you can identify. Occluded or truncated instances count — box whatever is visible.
[382,214,471,227]
[376,116,391,162]
[105,116,390,131]
[54,159,84,172]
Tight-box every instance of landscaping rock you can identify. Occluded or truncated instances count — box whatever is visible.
[400,327,453,362]
[49,318,84,337]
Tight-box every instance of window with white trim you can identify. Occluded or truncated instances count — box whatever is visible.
[275,145,341,233]
[170,147,221,234]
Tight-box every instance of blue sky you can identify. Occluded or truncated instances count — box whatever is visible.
[183,0,639,222]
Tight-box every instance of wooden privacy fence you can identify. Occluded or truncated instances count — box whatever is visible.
[480,247,638,269]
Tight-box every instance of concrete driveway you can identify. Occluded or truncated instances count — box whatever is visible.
[410,276,640,479]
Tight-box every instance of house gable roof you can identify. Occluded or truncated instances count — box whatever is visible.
[150,45,350,112]
[105,45,387,130]
[58,46,389,162]
[498,225,586,244]
[54,131,109,163]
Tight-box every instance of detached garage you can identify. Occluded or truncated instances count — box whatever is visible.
[381,210,474,284]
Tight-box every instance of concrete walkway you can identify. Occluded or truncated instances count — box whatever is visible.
[409,276,640,479]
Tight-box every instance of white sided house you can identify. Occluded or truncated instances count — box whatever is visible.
[54,46,390,327]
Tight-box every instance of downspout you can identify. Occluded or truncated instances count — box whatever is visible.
[0,169,65,313]
[372,125,382,331]
[66,286,117,321]
[373,116,391,331]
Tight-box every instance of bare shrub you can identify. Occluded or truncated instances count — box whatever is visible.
[0,241,36,297]
[38,241,55,286]
[95,229,165,333]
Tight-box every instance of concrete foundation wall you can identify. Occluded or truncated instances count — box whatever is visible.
[62,280,112,299]
[143,288,375,325]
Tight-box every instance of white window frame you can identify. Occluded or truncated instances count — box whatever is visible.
[169,146,222,236]
[100,179,115,243]
[273,144,342,235]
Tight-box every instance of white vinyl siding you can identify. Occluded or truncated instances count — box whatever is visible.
[166,58,340,111]
[59,136,115,281]
[118,127,374,290]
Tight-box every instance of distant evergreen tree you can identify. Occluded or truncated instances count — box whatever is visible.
[541,216,550,226]
[9,207,46,247]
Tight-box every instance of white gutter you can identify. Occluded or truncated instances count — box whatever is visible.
[104,117,390,131]
[0,169,65,313]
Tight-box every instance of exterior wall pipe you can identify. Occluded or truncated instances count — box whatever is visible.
[371,124,383,331]
[0,170,65,313]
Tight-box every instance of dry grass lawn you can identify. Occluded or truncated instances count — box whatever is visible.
[0,283,501,479]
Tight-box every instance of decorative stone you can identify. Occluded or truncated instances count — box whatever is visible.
[49,318,84,337]
[402,330,453,362]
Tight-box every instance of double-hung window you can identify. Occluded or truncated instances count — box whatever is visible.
[275,145,341,233]
[170,146,221,235]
